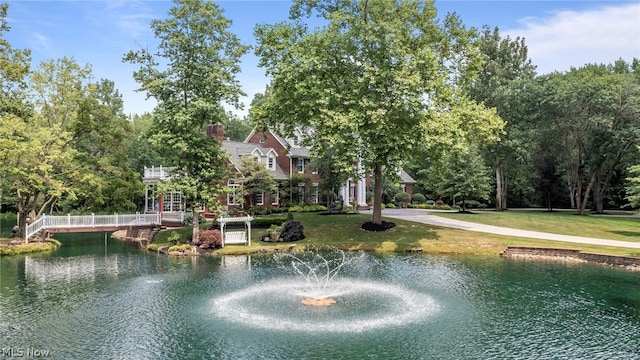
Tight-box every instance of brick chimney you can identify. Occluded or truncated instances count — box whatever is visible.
[206,124,224,142]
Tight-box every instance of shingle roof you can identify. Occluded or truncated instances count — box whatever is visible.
[222,140,289,180]
[399,169,416,184]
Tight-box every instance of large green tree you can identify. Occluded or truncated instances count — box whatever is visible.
[123,0,248,241]
[253,0,503,225]
[539,60,640,215]
[466,26,537,210]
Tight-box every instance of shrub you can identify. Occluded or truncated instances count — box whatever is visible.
[365,191,374,202]
[394,192,411,203]
[198,230,222,249]
[260,224,284,242]
[411,193,427,204]
[286,212,294,221]
[386,203,396,209]
[435,199,445,206]
[168,232,182,245]
[278,220,305,242]
[381,203,386,210]
[168,244,192,252]
[288,205,304,212]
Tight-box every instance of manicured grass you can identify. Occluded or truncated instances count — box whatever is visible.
[431,209,640,242]
[207,212,640,257]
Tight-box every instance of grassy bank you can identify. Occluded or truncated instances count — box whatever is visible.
[150,212,640,257]
[0,238,62,256]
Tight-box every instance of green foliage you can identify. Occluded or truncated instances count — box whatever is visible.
[224,117,253,141]
[625,161,640,209]
[168,244,192,252]
[253,0,503,225]
[534,61,640,214]
[430,146,493,210]
[385,203,395,209]
[411,193,427,204]
[394,192,411,204]
[286,212,294,221]
[238,157,277,208]
[123,0,248,241]
[167,232,183,246]
[288,204,327,212]
[0,239,61,256]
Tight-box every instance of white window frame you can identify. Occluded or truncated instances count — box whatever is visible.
[311,184,319,204]
[297,158,305,173]
[298,183,306,203]
[255,192,264,206]
[268,156,275,170]
[271,189,279,205]
[227,179,240,205]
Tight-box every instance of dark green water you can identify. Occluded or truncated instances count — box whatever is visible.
[1,234,639,359]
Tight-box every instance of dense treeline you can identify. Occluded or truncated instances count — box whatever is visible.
[406,25,640,213]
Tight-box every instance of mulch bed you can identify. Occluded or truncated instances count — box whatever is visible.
[361,221,396,232]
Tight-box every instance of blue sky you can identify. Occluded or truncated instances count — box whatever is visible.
[4,0,639,117]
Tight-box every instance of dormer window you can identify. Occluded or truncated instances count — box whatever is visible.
[268,156,275,170]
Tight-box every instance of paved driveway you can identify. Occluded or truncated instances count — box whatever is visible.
[361,208,640,249]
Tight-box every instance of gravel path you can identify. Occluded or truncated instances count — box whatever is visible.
[361,208,640,249]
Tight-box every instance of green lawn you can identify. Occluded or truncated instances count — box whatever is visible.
[207,212,640,258]
[431,209,640,242]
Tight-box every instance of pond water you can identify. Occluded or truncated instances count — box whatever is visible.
[1,233,639,359]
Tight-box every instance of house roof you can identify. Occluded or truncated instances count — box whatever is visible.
[245,126,312,158]
[221,140,289,180]
[399,169,416,184]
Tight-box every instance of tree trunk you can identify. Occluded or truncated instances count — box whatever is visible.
[592,171,605,213]
[577,172,598,216]
[495,162,508,211]
[191,208,200,243]
[372,163,383,225]
[495,164,503,211]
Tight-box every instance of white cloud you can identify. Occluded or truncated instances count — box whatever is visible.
[504,3,640,74]
[29,32,54,57]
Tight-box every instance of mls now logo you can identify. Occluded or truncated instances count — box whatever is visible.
[1,347,51,357]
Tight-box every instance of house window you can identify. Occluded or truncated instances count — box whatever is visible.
[297,158,305,173]
[255,192,264,206]
[271,189,279,205]
[311,163,318,174]
[227,180,240,205]
[311,184,319,204]
[401,184,407,193]
[163,191,183,212]
[268,156,275,170]
[298,183,306,203]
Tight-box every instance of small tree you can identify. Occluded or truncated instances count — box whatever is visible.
[237,157,276,209]
[432,146,492,212]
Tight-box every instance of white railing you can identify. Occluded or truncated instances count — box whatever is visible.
[143,166,176,180]
[161,212,186,224]
[25,212,162,243]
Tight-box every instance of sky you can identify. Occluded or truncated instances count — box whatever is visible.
[3,0,639,118]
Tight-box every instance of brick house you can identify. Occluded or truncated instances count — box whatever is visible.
[142,124,415,214]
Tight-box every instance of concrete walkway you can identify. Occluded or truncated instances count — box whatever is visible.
[361,208,640,249]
